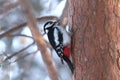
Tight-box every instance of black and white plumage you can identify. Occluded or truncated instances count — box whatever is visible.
[43,20,74,73]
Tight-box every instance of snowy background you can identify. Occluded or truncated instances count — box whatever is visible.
[0,0,72,80]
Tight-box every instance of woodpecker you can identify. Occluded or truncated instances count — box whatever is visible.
[43,20,74,73]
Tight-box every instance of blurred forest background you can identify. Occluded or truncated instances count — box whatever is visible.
[0,0,72,80]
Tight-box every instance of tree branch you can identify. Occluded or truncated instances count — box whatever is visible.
[4,40,35,61]
[0,16,58,39]
[19,0,59,80]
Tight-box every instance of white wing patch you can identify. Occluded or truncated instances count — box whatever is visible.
[54,28,59,46]
[57,26,71,46]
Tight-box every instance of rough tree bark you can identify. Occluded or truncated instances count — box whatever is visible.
[69,0,120,80]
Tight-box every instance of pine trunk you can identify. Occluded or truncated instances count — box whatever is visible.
[69,0,120,80]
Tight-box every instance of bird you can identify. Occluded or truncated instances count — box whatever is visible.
[43,20,74,73]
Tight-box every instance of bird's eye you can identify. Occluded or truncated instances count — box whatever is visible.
[43,21,56,33]
[48,23,52,26]
[46,22,54,27]
[48,22,54,25]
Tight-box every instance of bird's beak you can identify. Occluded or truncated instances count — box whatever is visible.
[55,19,60,24]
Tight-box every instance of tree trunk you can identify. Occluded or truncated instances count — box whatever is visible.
[69,0,120,80]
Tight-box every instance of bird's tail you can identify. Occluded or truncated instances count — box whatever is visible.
[63,55,74,73]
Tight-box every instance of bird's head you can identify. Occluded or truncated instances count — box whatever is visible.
[43,20,60,35]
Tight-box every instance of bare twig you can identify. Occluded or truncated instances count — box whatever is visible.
[0,16,58,39]
[37,16,58,22]
[4,40,35,61]
[55,0,70,31]
[7,34,33,39]
[11,49,38,63]
[0,0,19,14]
[0,23,27,39]
[60,0,69,19]
[59,17,68,28]
[19,0,59,80]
